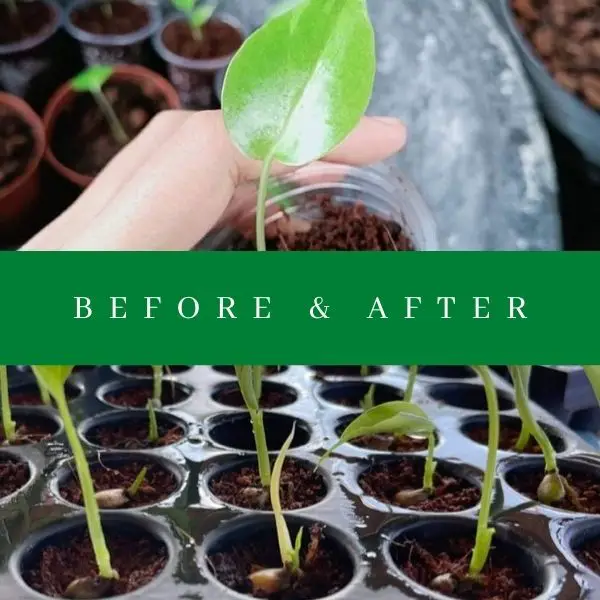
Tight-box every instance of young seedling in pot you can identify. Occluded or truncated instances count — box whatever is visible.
[171,0,215,41]
[147,399,159,444]
[32,366,118,599]
[221,0,376,250]
[319,401,436,507]
[359,365,375,410]
[94,466,149,509]
[71,65,130,147]
[0,366,16,444]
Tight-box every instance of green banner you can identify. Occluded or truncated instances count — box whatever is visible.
[0,251,597,364]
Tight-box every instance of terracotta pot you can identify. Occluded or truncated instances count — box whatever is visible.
[0,93,46,231]
[43,64,182,188]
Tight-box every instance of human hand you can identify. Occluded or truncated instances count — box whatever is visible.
[21,110,407,251]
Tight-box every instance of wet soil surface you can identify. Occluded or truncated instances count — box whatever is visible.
[575,537,600,575]
[310,365,382,377]
[0,106,35,189]
[104,382,189,408]
[86,418,185,449]
[24,528,168,597]
[52,81,169,177]
[359,459,481,512]
[506,466,600,513]
[70,0,149,35]
[213,384,297,409]
[209,458,327,510]
[208,524,353,600]
[213,365,288,376]
[465,422,564,454]
[0,416,58,445]
[0,457,30,499]
[118,365,191,376]
[0,1,55,45]
[391,535,539,599]
[162,18,243,60]
[59,460,178,508]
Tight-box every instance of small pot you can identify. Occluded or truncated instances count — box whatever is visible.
[42,64,181,189]
[0,93,46,232]
[152,13,246,110]
[65,0,162,67]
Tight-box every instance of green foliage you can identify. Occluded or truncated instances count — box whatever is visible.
[147,400,159,443]
[583,366,600,407]
[71,65,113,93]
[0,366,16,442]
[127,467,148,497]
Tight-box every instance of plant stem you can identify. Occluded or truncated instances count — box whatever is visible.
[512,365,532,450]
[53,387,115,579]
[252,366,263,400]
[190,24,202,41]
[92,89,130,146]
[422,431,436,491]
[252,409,271,487]
[404,365,418,403]
[127,467,147,497]
[360,365,369,377]
[101,1,112,19]
[152,365,162,405]
[510,366,557,472]
[583,366,600,407]
[0,366,16,443]
[147,400,159,443]
[256,152,276,252]
[468,366,499,578]
[361,383,375,410]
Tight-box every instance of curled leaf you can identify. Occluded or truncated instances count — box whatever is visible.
[71,66,113,93]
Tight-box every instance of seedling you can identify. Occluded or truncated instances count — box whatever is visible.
[32,366,118,599]
[151,365,162,407]
[359,365,375,410]
[0,366,16,444]
[100,1,113,19]
[147,399,159,444]
[95,466,148,509]
[221,0,376,250]
[583,366,600,406]
[71,65,129,146]
[404,365,418,403]
[171,0,215,41]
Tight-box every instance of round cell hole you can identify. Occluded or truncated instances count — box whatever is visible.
[358,456,481,513]
[1,408,62,446]
[335,413,435,453]
[9,382,82,406]
[71,365,98,373]
[428,382,514,411]
[0,450,33,502]
[385,518,548,599]
[503,457,600,515]
[309,365,382,377]
[207,455,329,511]
[318,381,403,408]
[212,365,289,376]
[460,414,566,454]
[116,365,193,377]
[565,518,600,577]
[208,412,311,451]
[54,451,184,510]
[211,381,297,409]
[99,380,192,409]
[407,365,474,379]
[13,513,172,599]
[79,410,188,450]
[204,515,356,599]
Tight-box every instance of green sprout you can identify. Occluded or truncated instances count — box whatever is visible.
[171,0,215,41]
[32,366,118,598]
[100,1,112,19]
[147,400,159,444]
[94,466,148,509]
[583,366,600,406]
[221,0,376,251]
[151,365,162,407]
[71,65,129,146]
[404,365,418,403]
[359,365,374,410]
[0,366,16,443]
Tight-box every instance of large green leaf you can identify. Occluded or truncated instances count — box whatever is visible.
[31,366,74,400]
[222,0,376,165]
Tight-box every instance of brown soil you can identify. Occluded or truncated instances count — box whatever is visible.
[52,80,169,177]
[0,457,30,499]
[391,534,539,599]
[512,0,600,111]
[209,458,327,510]
[86,418,185,449]
[162,18,243,60]
[104,382,189,408]
[213,365,288,376]
[0,416,58,445]
[575,537,600,575]
[506,465,600,513]
[310,365,382,377]
[339,429,430,452]
[213,384,297,409]
[466,422,562,454]
[0,1,55,45]
[59,460,178,508]
[118,365,191,376]
[321,383,403,408]
[10,384,80,406]
[359,459,481,512]
[208,524,353,600]
[70,0,149,36]
[0,106,35,190]
[24,527,168,598]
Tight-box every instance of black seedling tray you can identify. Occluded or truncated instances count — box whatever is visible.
[1,365,600,600]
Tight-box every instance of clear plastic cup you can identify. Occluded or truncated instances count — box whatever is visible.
[198,162,439,251]
[65,0,162,67]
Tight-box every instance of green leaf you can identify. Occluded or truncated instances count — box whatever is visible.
[31,366,74,401]
[171,0,196,14]
[583,366,600,408]
[318,401,434,465]
[190,4,214,28]
[127,467,148,497]
[71,65,113,93]
[222,0,376,166]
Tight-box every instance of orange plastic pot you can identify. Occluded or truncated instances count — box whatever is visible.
[42,64,182,189]
[0,93,46,231]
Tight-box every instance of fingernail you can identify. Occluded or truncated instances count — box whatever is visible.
[372,116,405,127]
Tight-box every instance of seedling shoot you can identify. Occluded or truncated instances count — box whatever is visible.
[95,466,148,509]
[151,365,162,407]
[147,399,159,443]
[404,365,418,403]
[0,366,16,443]
[171,0,215,41]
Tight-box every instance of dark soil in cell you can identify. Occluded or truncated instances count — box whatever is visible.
[0,106,35,190]
[320,381,403,408]
[212,382,297,409]
[414,366,474,378]
[0,457,30,499]
[208,524,353,600]
[466,422,564,454]
[10,383,81,406]
[104,382,189,408]
[0,1,55,45]
[52,81,169,177]
[359,459,481,512]
[390,535,539,599]
[86,418,185,449]
[70,0,150,36]
[118,365,191,376]
[72,365,97,373]
[162,18,243,60]
[209,458,327,510]
[213,365,288,376]
[59,460,178,508]
[506,466,600,513]
[24,528,168,598]
[0,416,58,445]
[337,425,430,452]
[575,537,600,575]
[310,365,382,377]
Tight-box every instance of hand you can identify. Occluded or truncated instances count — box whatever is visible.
[21,110,407,250]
